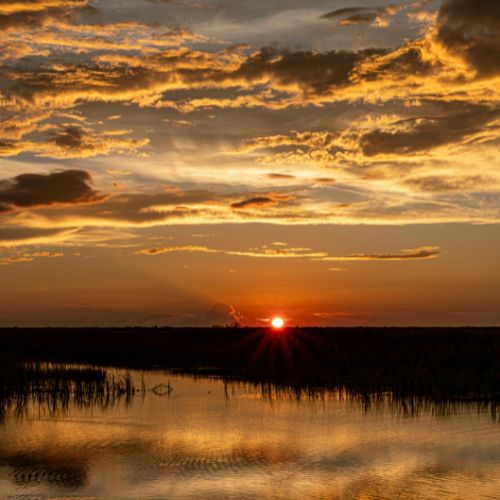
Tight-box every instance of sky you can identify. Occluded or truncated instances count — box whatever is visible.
[0,0,499,326]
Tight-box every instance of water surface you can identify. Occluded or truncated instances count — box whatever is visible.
[1,367,500,499]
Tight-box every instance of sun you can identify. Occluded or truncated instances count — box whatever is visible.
[271,317,285,329]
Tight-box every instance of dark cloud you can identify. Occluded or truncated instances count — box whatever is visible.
[231,196,275,209]
[436,0,500,76]
[370,47,435,77]
[320,5,398,26]
[51,126,86,149]
[321,7,371,20]
[223,46,386,94]
[0,175,299,225]
[0,140,21,156]
[0,10,61,31]
[0,123,148,159]
[0,170,104,210]
[360,106,499,156]
[338,13,379,25]
[34,188,222,224]
[0,39,385,114]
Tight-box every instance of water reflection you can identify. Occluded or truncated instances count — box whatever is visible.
[232,381,500,420]
[1,365,500,499]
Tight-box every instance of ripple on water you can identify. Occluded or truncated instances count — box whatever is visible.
[3,369,500,500]
[149,442,303,479]
[3,454,89,490]
[12,467,87,490]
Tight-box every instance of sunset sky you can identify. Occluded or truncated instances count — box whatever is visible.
[0,0,499,326]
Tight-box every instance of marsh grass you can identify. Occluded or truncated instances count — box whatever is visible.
[221,379,500,420]
[1,326,500,406]
[0,360,134,420]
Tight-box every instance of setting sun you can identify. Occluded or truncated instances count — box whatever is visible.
[0,0,497,497]
[271,317,285,329]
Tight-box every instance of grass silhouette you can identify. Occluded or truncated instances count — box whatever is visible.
[1,327,500,404]
[0,359,134,420]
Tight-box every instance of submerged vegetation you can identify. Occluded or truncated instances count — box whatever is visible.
[1,327,500,408]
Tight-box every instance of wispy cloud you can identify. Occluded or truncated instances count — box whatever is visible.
[136,244,441,262]
[136,245,329,259]
[320,5,402,28]
[317,246,441,261]
[0,249,65,265]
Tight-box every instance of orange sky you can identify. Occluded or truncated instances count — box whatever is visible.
[0,0,499,325]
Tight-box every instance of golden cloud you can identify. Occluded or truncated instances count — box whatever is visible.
[0,124,149,159]
[0,0,498,126]
[237,104,500,167]
[0,1,88,15]
[317,246,441,261]
[0,248,64,265]
[136,244,441,262]
[0,0,498,233]
[0,0,497,112]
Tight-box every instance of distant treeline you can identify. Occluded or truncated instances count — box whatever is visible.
[1,327,500,403]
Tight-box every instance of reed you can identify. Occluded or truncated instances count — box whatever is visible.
[0,359,134,420]
[1,327,500,404]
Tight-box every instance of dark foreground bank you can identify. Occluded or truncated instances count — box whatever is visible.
[1,327,500,402]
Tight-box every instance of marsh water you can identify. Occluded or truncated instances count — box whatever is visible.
[1,366,500,499]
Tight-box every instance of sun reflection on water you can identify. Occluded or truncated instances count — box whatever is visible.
[1,367,500,499]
